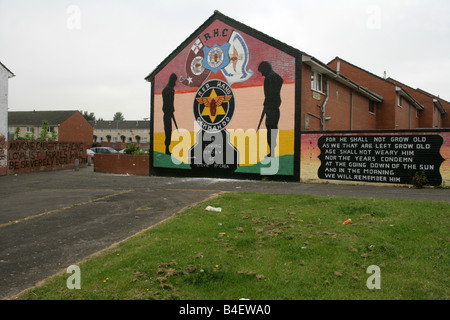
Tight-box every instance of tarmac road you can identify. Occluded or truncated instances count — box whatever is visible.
[1,166,449,299]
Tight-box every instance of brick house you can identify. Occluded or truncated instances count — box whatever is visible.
[328,57,427,130]
[414,89,450,128]
[91,120,150,144]
[8,110,93,147]
[144,10,387,180]
[301,55,383,131]
[386,78,448,129]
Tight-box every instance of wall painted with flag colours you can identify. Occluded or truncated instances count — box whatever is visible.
[149,14,301,180]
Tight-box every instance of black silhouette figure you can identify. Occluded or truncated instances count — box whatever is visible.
[162,73,178,155]
[257,61,283,157]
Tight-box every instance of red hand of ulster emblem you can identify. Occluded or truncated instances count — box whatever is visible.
[210,98,217,116]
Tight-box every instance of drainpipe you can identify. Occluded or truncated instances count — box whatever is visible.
[350,91,354,131]
[409,103,412,129]
[321,78,330,131]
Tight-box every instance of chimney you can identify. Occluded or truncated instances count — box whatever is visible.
[383,71,387,79]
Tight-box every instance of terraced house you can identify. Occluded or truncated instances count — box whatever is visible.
[91,120,150,144]
[327,57,448,130]
[8,110,93,148]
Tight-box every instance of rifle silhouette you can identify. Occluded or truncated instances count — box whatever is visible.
[257,109,265,132]
[172,114,179,131]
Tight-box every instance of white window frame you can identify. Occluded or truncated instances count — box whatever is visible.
[311,70,323,93]
[397,94,402,108]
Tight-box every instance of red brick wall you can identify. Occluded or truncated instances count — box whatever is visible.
[59,112,94,147]
[352,93,377,130]
[301,64,325,131]
[326,79,352,130]
[396,99,409,129]
[441,100,450,128]
[328,59,397,130]
[420,101,437,128]
[301,63,377,131]
[94,154,149,176]
[7,140,86,175]
[388,79,440,128]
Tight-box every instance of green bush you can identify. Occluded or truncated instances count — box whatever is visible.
[124,144,148,155]
[412,170,429,188]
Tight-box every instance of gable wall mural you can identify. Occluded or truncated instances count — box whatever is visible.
[151,18,298,179]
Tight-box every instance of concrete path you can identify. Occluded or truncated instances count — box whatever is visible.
[1,166,449,299]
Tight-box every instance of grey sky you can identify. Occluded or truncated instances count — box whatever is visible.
[1,0,449,121]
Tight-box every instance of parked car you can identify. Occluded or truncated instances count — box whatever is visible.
[87,147,118,162]
[86,149,95,162]
[90,147,119,154]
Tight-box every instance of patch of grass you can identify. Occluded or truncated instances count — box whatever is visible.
[16,193,450,300]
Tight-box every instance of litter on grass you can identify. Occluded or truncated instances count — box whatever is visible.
[205,206,222,212]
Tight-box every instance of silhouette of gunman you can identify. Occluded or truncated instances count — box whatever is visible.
[257,61,283,158]
[162,73,178,155]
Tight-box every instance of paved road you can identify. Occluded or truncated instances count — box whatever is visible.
[1,166,449,299]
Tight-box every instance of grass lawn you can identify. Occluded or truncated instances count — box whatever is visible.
[16,192,449,300]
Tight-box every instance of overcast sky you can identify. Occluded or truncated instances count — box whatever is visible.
[1,0,449,121]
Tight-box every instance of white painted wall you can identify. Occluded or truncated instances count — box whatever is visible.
[0,62,14,173]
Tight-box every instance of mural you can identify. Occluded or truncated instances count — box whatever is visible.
[151,19,297,178]
[301,132,450,186]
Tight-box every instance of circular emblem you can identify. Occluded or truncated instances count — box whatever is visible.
[206,47,225,69]
[190,56,204,76]
[194,79,235,132]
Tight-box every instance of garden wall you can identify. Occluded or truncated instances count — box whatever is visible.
[94,154,149,176]
[7,140,87,175]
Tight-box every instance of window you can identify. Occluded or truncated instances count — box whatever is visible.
[311,70,323,92]
[397,95,402,108]
[369,101,375,114]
